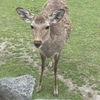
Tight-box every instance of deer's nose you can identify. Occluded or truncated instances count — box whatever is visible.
[34,41,42,48]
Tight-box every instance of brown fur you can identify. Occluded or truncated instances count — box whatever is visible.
[33,0,71,96]
[42,0,71,41]
[42,0,69,14]
[16,0,71,97]
[35,0,71,96]
[34,14,46,24]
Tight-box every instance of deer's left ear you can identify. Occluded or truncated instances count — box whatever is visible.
[49,9,65,24]
[16,7,34,23]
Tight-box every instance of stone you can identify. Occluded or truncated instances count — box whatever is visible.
[0,74,36,100]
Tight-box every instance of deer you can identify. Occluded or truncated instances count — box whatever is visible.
[16,0,71,97]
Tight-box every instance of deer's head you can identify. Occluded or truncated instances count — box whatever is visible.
[16,7,65,48]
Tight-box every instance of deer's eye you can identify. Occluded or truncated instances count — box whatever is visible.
[45,26,50,29]
[30,25,34,29]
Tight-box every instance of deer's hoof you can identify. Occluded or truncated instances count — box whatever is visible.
[54,93,58,97]
[36,85,41,93]
[54,86,58,97]
[36,89,41,93]
[47,65,51,69]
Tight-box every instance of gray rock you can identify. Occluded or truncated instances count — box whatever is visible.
[0,74,36,100]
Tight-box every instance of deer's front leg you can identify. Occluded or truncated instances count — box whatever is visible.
[36,53,46,93]
[53,54,60,97]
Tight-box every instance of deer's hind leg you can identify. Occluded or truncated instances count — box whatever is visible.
[47,58,54,69]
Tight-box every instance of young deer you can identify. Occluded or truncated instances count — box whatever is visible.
[16,0,71,97]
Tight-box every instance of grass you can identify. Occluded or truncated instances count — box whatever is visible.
[0,0,100,100]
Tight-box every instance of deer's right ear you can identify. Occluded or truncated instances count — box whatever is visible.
[49,9,65,24]
[16,7,34,23]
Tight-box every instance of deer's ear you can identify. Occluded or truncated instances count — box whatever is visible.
[49,9,65,24]
[16,7,34,23]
